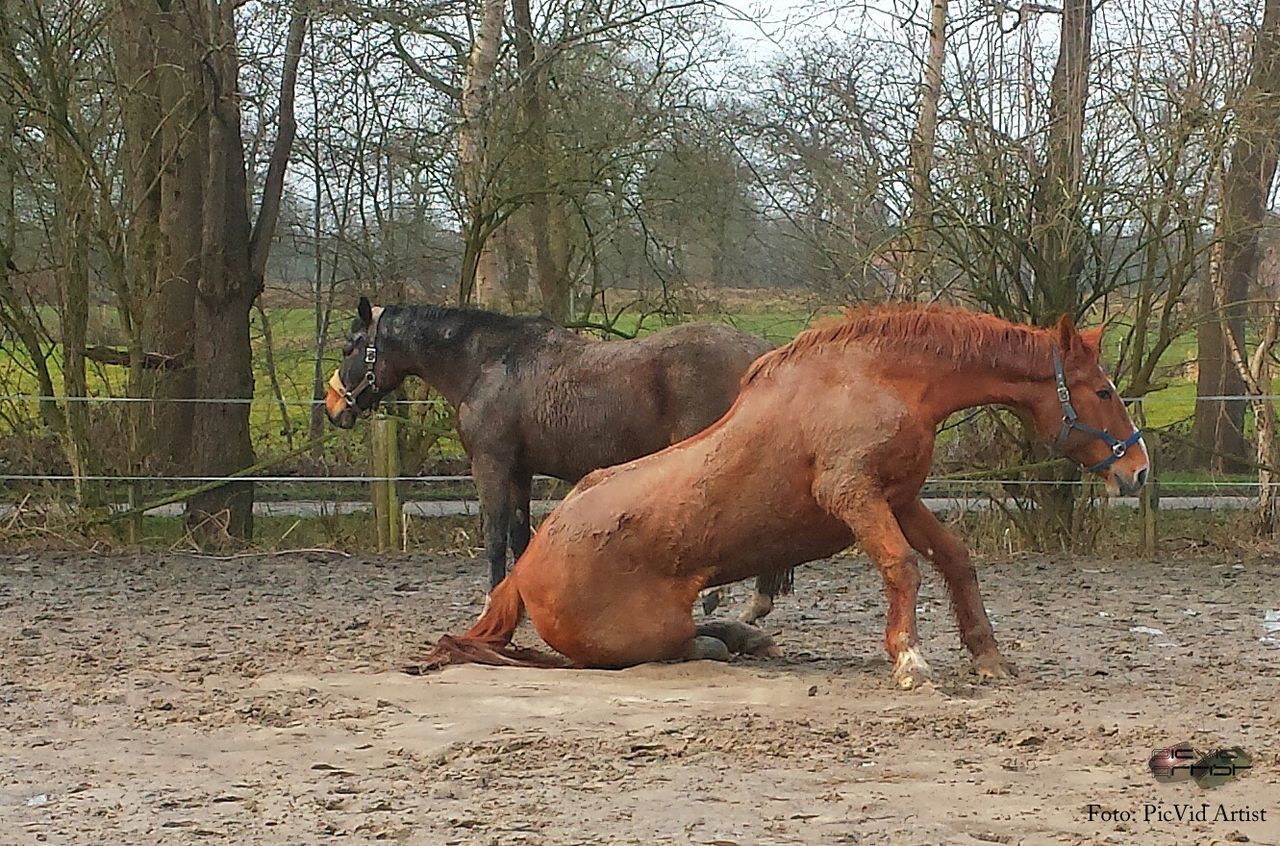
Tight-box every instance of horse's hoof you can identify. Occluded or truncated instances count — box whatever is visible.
[892,647,932,690]
[686,635,731,662]
[737,594,773,625]
[972,652,1017,682]
[752,640,783,658]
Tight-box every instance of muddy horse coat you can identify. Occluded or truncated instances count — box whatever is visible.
[324,299,791,620]
[419,305,1149,688]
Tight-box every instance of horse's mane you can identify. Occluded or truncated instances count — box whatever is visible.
[744,304,1056,384]
[392,303,550,331]
[373,303,561,351]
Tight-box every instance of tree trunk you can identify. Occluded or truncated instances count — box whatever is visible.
[458,0,506,307]
[185,1,307,546]
[1254,372,1278,533]
[1030,0,1092,321]
[54,155,98,506]
[898,0,948,300]
[1195,235,1249,471]
[1022,0,1094,546]
[148,5,204,471]
[511,0,568,322]
[1215,0,1280,522]
[110,1,163,489]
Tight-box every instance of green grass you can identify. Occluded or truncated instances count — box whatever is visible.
[0,300,1264,480]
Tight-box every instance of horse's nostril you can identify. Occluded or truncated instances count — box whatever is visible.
[1135,467,1149,488]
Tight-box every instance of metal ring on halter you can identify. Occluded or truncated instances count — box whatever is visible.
[1051,346,1142,475]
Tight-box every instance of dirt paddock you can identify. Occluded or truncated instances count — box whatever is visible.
[1,549,1277,845]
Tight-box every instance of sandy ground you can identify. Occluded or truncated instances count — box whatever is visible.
[1,548,1277,846]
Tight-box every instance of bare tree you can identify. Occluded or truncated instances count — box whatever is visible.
[899,0,948,299]
[1214,0,1280,530]
[182,1,307,543]
[458,0,507,306]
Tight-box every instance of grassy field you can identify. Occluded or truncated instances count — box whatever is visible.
[0,299,1254,480]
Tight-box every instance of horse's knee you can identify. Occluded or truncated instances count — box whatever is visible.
[879,553,922,593]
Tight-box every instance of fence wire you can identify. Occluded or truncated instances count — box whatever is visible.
[0,392,1271,489]
[0,394,448,406]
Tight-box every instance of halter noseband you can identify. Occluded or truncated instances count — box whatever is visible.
[1052,346,1142,475]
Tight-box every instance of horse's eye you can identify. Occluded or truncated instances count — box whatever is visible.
[1096,389,1113,400]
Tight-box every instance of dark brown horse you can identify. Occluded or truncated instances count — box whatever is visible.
[418,305,1149,689]
[324,297,791,620]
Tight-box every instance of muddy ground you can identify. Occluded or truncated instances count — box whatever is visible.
[1,548,1277,845]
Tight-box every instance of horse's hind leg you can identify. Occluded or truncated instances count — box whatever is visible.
[685,636,732,662]
[508,473,533,560]
[696,620,781,657]
[738,567,795,624]
[529,571,739,667]
[896,499,1014,681]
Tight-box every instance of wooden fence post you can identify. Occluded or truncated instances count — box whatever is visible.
[384,414,402,551]
[371,415,390,552]
[1136,402,1158,556]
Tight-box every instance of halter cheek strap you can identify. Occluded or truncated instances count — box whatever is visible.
[1052,347,1142,474]
[336,314,382,416]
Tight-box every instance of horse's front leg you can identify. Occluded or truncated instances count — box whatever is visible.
[472,456,514,593]
[895,498,1014,681]
[818,485,929,689]
[508,473,533,562]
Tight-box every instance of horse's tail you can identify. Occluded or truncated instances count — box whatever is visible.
[405,577,566,673]
[777,566,795,596]
[757,566,795,598]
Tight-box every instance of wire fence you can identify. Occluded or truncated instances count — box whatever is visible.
[0,394,449,406]
[0,392,1270,491]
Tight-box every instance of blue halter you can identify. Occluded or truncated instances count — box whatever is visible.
[1052,347,1142,474]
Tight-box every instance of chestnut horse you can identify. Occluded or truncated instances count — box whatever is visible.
[417,305,1149,689]
[324,297,791,621]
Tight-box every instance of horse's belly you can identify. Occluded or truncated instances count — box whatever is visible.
[699,510,854,588]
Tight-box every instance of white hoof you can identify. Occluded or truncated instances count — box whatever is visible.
[892,646,932,690]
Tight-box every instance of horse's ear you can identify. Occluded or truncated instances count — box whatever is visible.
[358,296,373,327]
[1080,325,1104,356]
[1056,313,1084,357]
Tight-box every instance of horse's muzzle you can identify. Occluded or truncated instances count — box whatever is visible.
[324,380,357,429]
[326,406,357,430]
[1114,466,1148,496]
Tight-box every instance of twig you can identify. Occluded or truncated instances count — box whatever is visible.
[185,547,353,561]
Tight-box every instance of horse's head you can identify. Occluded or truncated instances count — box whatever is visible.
[1031,315,1150,496]
[324,296,395,429]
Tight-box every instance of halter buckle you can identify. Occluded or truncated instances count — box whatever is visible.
[364,346,377,365]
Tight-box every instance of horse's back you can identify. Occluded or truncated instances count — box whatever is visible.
[615,323,770,441]
[518,323,769,478]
